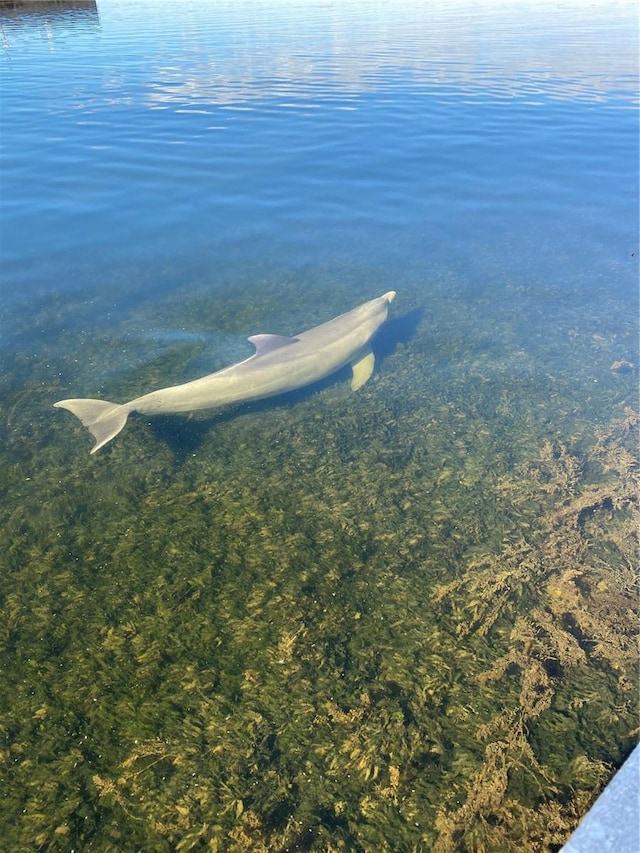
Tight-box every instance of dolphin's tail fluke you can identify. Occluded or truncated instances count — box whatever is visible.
[54,398,130,454]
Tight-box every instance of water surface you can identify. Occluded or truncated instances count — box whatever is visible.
[0,1,638,850]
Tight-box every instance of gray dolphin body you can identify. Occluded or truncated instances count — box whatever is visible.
[54,290,396,454]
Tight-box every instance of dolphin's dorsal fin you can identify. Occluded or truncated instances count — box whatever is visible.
[248,334,299,355]
[350,346,375,390]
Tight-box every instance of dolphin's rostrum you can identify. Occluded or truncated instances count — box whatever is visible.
[54,291,397,454]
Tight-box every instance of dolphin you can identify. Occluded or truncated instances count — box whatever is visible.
[54,290,396,454]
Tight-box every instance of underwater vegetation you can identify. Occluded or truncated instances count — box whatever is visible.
[0,281,637,852]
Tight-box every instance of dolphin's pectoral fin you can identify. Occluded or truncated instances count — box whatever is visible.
[350,347,375,391]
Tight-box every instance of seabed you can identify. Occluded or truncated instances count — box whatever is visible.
[0,282,637,851]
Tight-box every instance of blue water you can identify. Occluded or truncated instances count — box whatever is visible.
[0,2,638,849]
[2,0,637,338]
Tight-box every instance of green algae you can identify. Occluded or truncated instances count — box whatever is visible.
[0,278,637,852]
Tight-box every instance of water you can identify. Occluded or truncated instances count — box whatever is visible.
[1,1,638,850]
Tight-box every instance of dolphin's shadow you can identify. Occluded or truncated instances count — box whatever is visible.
[374,307,422,360]
[146,308,423,464]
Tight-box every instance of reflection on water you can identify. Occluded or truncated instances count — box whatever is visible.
[0,0,99,31]
[0,1,638,851]
[140,0,638,107]
[4,0,634,102]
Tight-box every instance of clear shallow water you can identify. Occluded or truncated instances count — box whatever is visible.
[0,1,638,851]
